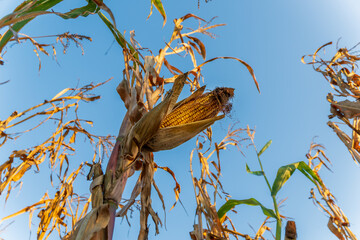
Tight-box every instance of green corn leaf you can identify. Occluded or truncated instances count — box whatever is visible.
[245,163,264,176]
[148,0,166,26]
[0,0,63,52]
[217,198,277,220]
[0,0,100,55]
[271,161,321,197]
[59,1,99,19]
[258,139,272,157]
[97,12,138,59]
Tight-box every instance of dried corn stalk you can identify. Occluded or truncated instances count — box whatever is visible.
[303,43,360,164]
[78,13,259,240]
[188,126,268,240]
[0,80,114,239]
[1,9,259,240]
[306,143,357,240]
[303,43,360,239]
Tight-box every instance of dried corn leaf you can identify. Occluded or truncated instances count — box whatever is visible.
[147,0,167,26]
[306,143,357,240]
[328,121,360,163]
[187,36,206,60]
[328,218,345,240]
[194,56,260,93]
[66,204,110,240]
[330,99,360,119]
[116,175,142,217]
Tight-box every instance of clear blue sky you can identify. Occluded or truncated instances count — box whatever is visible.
[1,0,360,239]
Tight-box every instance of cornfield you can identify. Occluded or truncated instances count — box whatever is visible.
[0,1,359,240]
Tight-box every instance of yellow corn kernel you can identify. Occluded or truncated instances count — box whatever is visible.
[160,87,234,128]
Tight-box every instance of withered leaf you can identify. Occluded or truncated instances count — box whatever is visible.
[330,100,360,119]
[187,36,206,60]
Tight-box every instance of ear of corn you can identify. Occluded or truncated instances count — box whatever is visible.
[172,85,206,110]
[123,73,187,158]
[143,87,234,152]
[160,87,234,128]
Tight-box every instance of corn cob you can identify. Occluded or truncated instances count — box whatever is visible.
[160,87,234,128]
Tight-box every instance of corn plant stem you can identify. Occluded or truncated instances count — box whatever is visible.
[272,196,281,240]
[105,140,133,240]
[107,204,117,239]
[100,96,132,240]
[255,152,282,240]
[104,140,120,240]
[256,155,271,191]
[105,115,132,240]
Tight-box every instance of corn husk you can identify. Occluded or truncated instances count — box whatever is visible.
[64,204,110,240]
[144,87,234,151]
[144,115,224,151]
[122,73,187,158]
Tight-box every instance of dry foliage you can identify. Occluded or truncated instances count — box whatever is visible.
[189,126,273,240]
[0,80,114,239]
[303,42,360,164]
[6,32,91,70]
[91,14,258,240]
[305,142,356,240]
[1,11,259,240]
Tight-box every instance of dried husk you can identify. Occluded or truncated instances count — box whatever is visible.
[144,115,224,151]
[64,204,110,240]
[122,73,187,159]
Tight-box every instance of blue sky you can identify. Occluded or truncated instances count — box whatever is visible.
[1,0,360,239]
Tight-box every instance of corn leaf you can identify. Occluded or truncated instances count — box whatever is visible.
[194,56,260,93]
[245,163,264,176]
[0,0,100,55]
[217,198,277,220]
[148,0,166,26]
[0,0,62,53]
[97,11,138,59]
[258,139,272,156]
[271,161,321,197]
[58,1,99,19]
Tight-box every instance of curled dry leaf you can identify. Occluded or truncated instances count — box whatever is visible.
[305,42,360,170]
[189,125,251,239]
[194,56,260,93]
[0,80,112,201]
[328,218,346,240]
[328,121,360,164]
[186,36,206,60]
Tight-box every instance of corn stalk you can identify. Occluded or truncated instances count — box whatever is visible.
[65,13,259,240]
[0,1,260,239]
